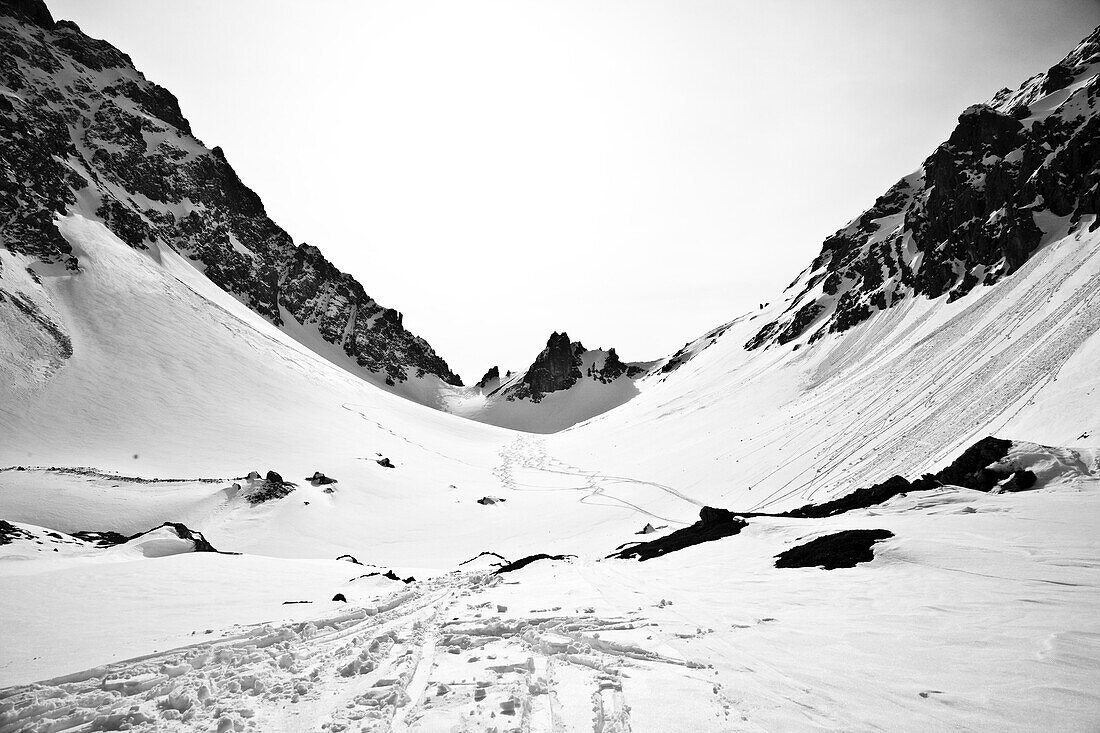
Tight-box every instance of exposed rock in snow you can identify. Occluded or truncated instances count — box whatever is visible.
[0,519,33,545]
[242,473,295,505]
[774,529,895,569]
[307,471,336,485]
[609,507,748,561]
[474,365,500,391]
[492,553,575,575]
[458,551,509,570]
[476,496,505,505]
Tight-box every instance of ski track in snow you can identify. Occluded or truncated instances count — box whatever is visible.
[493,435,701,526]
[0,570,717,733]
[730,228,1100,511]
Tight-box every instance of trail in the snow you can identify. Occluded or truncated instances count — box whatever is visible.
[0,566,713,733]
[493,435,702,527]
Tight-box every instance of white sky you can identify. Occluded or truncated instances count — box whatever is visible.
[50,0,1100,382]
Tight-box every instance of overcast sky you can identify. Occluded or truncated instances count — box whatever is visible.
[51,0,1100,382]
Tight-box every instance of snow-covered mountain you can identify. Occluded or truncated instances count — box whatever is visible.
[0,0,461,405]
[746,26,1100,351]
[1,4,1099,730]
[444,332,652,432]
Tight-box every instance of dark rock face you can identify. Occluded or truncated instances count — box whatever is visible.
[999,469,1037,492]
[245,473,295,505]
[783,475,919,519]
[376,457,394,469]
[332,593,347,602]
[71,529,130,547]
[0,519,33,545]
[72,522,220,552]
[0,10,460,389]
[476,496,505,505]
[155,522,220,553]
[492,553,575,575]
[475,366,500,390]
[782,436,1015,518]
[774,529,894,570]
[336,554,361,564]
[309,471,336,485]
[458,551,508,567]
[608,506,747,561]
[498,333,645,402]
[0,0,53,29]
[747,26,1100,350]
[508,332,584,402]
[935,436,1015,491]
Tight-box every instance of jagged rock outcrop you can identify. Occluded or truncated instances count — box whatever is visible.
[495,332,645,403]
[509,332,584,402]
[475,366,500,390]
[747,26,1100,350]
[0,1,461,389]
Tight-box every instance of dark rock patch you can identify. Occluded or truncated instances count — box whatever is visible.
[935,436,1015,491]
[781,436,1015,518]
[244,472,296,504]
[459,551,509,567]
[477,496,506,505]
[376,458,394,469]
[70,529,130,547]
[476,366,500,390]
[332,593,347,602]
[774,529,894,569]
[336,554,361,565]
[0,520,34,545]
[74,522,222,552]
[783,475,920,519]
[353,570,415,584]
[493,554,576,575]
[636,523,667,535]
[609,507,747,561]
[140,522,221,553]
[308,471,337,485]
[999,469,1037,492]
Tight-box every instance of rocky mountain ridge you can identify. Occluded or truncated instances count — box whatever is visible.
[491,331,645,403]
[0,0,461,391]
[746,25,1100,350]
